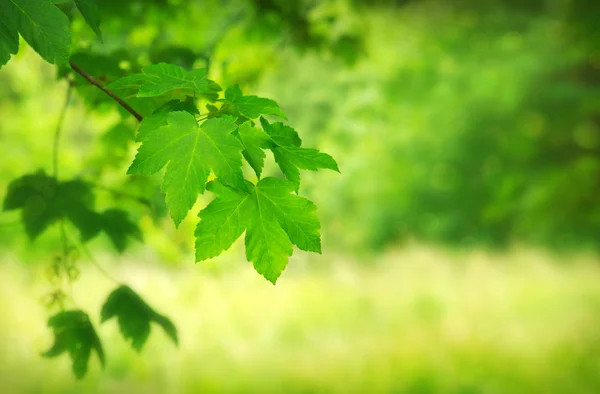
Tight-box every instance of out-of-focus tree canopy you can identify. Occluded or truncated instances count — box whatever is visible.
[2,0,600,255]
[266,0,600,251]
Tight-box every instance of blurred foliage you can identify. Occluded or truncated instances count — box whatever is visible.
[1,0,599,257]
[0,0,351,378]
[259,0,600,251]
[4,171,140,250]
[101,285,178,351]
[0,0,357,261]
[43,310,105,379]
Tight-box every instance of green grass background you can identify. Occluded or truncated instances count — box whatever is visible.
[1,246,599,393]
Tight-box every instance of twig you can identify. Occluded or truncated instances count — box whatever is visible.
[88,181,152,207]
[51,86,76,308]
[64,227,121,285]
[58,219,77,307]
[70,61,144,122]
[53,85,72,178]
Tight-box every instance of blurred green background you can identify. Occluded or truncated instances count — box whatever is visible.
[1,0,600,392]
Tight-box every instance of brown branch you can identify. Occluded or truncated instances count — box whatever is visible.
[69,61,143,122]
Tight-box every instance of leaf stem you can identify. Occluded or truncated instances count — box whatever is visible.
[69,61,144,122]
[50,85,75,309]
[58,219,79,307]
[56,219,70,310]
[88,181,152,207]
[64,227,121,285]
[53,85,72,178]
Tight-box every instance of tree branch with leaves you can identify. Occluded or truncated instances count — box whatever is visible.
[0,0,339,379]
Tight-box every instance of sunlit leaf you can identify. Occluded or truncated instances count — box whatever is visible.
[195,178,321,283]
[108,63,221,101]
[225,84,287,120]
[237,122,270,178]
[128,111,245,225]
[0,0,71,65]
[260,117,339,190]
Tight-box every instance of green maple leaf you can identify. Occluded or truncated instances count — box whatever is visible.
[224,84,287,120]
[107,63,221,101]
[205,103,220,118]
[237,121,270,177]
[0,0,71,67]
[259,118,301,147]
[42,310,105,379]
[260,117,339,190]
[194,181,250,262]
[100,209,142,253]
[58,179,106,241]
[272,149,301,188]
[3,172,97,240]
[195,177,321,283]
[254,177,321,253]
[137,98,199,140]
[74,0,102,40]
[128,111,246,225]
[101,285,178,352]
[3,172,140,251]
[4,172,61,239]
[0,6,19,68]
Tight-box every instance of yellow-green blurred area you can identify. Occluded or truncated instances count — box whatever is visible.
[2,247,600,393]
[1,0,600,392]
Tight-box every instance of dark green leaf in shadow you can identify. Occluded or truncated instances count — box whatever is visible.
[42,310,105,379]
[3,171,142,252]
[101,285,178,351]
[0,2,19,68]
[101,209,142,252]
[1,0,71,65]
[74,0,102,39]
